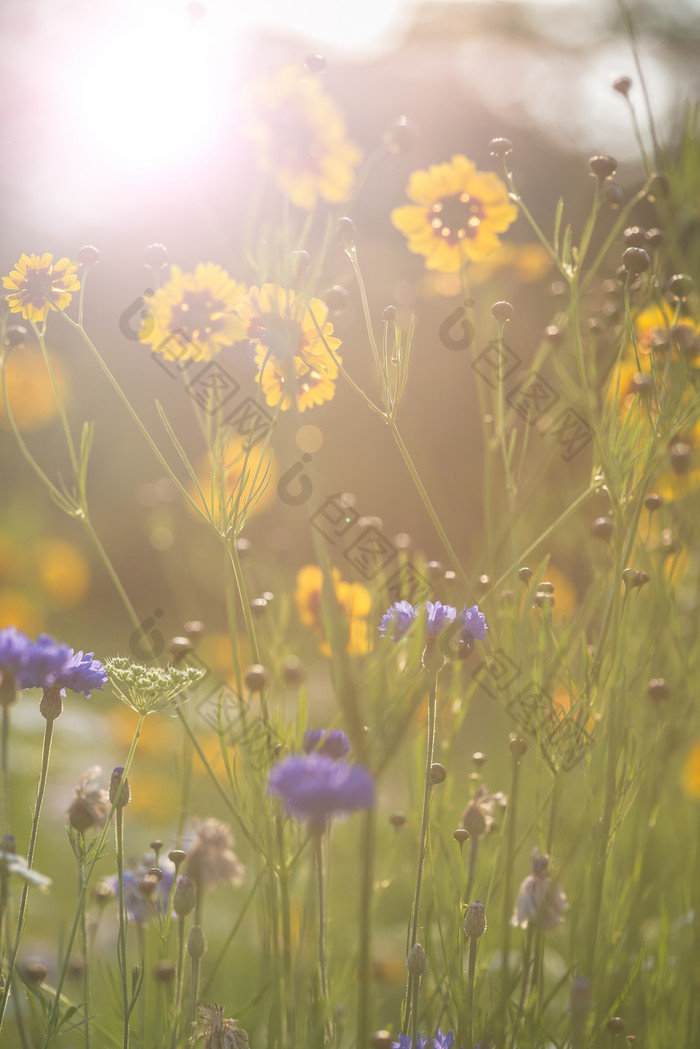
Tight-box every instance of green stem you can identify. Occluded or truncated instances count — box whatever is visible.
[116,807,130,1049]
[42,715,146,1048]
[276,817,295,1049]
[500,750,523,1035]
[403,674,438,1032]
[509,925,534,1049]
[170,916,186,1049]
[32,320,79,476]
[0,713,56,1029]
[467,935,478,1049]
[356,807,376,1049]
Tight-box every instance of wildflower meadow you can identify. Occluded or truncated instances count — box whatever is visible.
[2,1,700,1047]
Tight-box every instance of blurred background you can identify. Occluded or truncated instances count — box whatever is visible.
[1,0,699,653]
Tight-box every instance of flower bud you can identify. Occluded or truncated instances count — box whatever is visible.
[645,227,664,248]
[109,767,130,807]
[538,581,555,595]
[591,516,614,540]
[668,273,694,301]
[168,636,192,660]
[647,678,669,702]
[464,900,487,939]
[372,1031,393,1049]
[168,849,187,870]
[244,664,268,693]
[173,874,197,917]
[622,247,651,275]
[407,943,427,976]
[304,53,326,74]
[323,285,349,313]
[518,567,533,584]
[336,217,356,246]
[187,924,207,961]
[5,325,28,348]
[144,243,169,268]
[607,1016,625,1036]
[78,244,100,266]
[453,828,470,844]
[281,656,305,686]
[153,960,176,983]
[644,492,663,511]
[429,762,447,784]
[489,137,513,157]
[590,155,617,180]
[491,300,513,323]
[39,687,63,722]
[613,76,632,96]
[623,226,646,248]
[509,735,527,759]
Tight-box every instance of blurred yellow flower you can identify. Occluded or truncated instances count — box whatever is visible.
[391,155,517,273]
[244,63,361,210]
[295,564,371,656]
[235,285,341,412]
[653,419,700,502]
[35,538,90,608]
[0,345,69,431]
[3,253,80,323]
[633,302,700,366]
[682,740,700,799]
[468,242,553,285]
[139,264,247,362]
[0,590,42,635]
[190,433,277,526]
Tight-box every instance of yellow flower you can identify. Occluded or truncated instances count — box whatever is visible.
[682,741,700,799]
[0,345,69,431]
[391,155,518,273]
[294,564,371,656]
[190,434,277,526]
[2,253,80,323]
[244,63,361,210]
[235,285,341,412]
[633,302,700,366]
[139,263,247,362]
[468,241,553,285]
[0,590,42,635]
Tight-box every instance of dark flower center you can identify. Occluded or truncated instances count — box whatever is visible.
[429,193,486,244]
[23,267,55,307]
[251,313,304,358]
[169,290,226,345]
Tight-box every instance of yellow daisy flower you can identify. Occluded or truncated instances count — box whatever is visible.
[243,63,362,210]
[235,284,341,412]
[294,564,371,657]
[3,253,80,323]
[138,263,247,362]
[391,155,518,273]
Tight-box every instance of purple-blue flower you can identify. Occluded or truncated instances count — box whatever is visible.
[302,729,351,760]
[268,753,374,824]
[378,600,418,641]
[424,601,457,636]
[0,627,34,692]
[458,604,488,645]
[392,1031,457,1049]
[107,866,175,924]
[56,651,108,698]
[21,634,73,690]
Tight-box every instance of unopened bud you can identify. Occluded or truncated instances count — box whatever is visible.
[489,137,513,158]
[491,300,513,323]
[244,664,268,693]
[173,875,196,917]
[453,828,470,844]
[389,811,407,829]
[590,154,617,180]
[464,900,487,939]
[613,76,632,96]
[429,763,446,784]
[109,767,130,808]
[144,243,169,268]
[78,244,100,266]
[187,924,207,961]
[407,943,427,976]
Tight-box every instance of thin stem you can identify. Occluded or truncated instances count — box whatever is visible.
[32,320,79,476]
[276,816,295,1049]
[509,925,534,1049]
[0,713,56,1029]
[356,807,376,1049]
[116,807,130,1049]
[467,935,478,1049]
[466,838,480,907]
[403,674,438,1032]
[500,751,523,1036]
[313,831,328,1000]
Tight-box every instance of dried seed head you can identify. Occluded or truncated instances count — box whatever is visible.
[622,247,651,275]
[590,154,617,179]
[491,300,513,323]
[489,137,513,157]
[185,818,244,889]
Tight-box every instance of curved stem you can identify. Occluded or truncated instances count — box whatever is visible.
[116,807,130,1049]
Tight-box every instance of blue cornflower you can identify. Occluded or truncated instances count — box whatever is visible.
[268,753,374,825]
[107,865,175,924]
[378,600,418,641]
[458,604,488,645]
[302,729,351,760]
[56,650,108,698]
[22,634,73,690]
[392,1031,458,1049]
[0,627,34,699]
[424,601,457,636]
